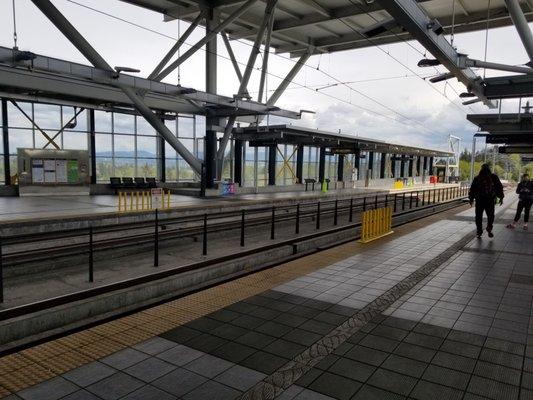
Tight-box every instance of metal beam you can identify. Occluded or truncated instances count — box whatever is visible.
[376,0,495,108]
[483,74,533,99]
[464,58,533,75]
[148,10,205,80]
[267,52,311,107]
[221,30,244,82]
[505,0,533,65]
[258,10,275,103]
[155,0,258,82]
[30,0,202,173]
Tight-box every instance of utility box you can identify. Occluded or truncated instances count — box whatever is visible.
[17,148,90,196]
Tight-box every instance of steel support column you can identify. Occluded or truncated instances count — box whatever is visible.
[205,7,219,188]
[429,156,434,175]
[416,156,421,176]
[368,151,374,175]
[391,154,396,178]
[337,155,345,182]
[258,7,276,103]
[296,145,304,184]
[1,99,10,185]
[234,139,243,186]
[217,0,277,175]
[89,109,96,185]
[319,147,326,183]
[400,157,406,177]
[158,117,166,183]
[268,145,276,185]
[408,157,414,177]
[380,152,386,179]
[30,0,202,173]
[355,149,361,180]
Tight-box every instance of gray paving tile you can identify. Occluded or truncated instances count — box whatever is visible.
[63,361,116,387]
[156,344,204,366]
[328,357,376,382]
[410,380,463,400]
[467,376,519,400]
[121,385,177,400]
[100,348,149,370]
[183,354,234,378]
[181,380,241,400]
[381,354,427,378]
[124,357,176,382]
[133,337,177,355]
[276,385,305,400]
[367,369,417,396]
[351,384,405,400]
[293,388,337,400]
[86,372,144,400]
[18,377,79,400]
[152,368,207,397]
[308,371,362,400]
[422,365,470,391]
[345,345,389,366]
[60,390,100,400]
[214,364,266,391]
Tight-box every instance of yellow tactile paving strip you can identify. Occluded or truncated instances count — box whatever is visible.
[0,206,467,398]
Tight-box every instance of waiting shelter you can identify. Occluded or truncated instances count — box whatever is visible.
[232,125,452,189]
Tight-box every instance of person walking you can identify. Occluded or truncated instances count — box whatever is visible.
[469,163,504,238]
[507,173,531,230]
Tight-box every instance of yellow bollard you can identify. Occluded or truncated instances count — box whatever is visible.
[118,192,122,212]
[167,190,171,209]
[129,192,133,211]
[135,192,139,211]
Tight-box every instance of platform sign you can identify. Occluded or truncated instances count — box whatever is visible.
[151,188,163,209]
[67,160,79,183]
[31,159,44,184]
[55,160,67,183]
[44,159,56,183]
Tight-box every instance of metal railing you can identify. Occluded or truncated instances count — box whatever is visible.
[0,185,469,304]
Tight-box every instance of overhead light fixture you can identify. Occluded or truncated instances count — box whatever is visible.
[429,72,454,83]
[114,66,141,74]
[459,92,476,98]
[418,58,441,67]
[462,98,482,105]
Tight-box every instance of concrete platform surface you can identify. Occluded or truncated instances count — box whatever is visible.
[1,192,527,400]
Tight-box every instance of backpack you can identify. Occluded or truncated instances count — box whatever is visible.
[478,175,495,198]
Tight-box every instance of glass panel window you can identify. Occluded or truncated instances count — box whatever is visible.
[165,161,178,182]
[95,134,112,157]
[95,111,112,132]
[136,116,155,136]
[8,102,33,128]
[113,113,134,134]
[178,116,194,137]
[96,157,113,181]
[114,158,136,177]
[114,134,135,157]
[178,159,194,180]
[137,158,157,177]
[62,107,87,132]
[63,131,88,150]
[34,104,60,130]
[9,129,33,152]
[136,136,157,158]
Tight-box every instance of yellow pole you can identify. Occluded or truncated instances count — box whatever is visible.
[135,192,139,211]
[129,192,133,211]
[118,192,122,212]
[167,190,170,209]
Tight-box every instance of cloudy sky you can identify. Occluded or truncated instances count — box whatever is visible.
[0,0,530,151]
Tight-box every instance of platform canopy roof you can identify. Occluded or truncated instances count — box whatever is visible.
[121,0,532,56]
[233,124,453,157]
[467,113,533,154]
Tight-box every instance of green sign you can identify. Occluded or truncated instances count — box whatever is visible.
[67,160,79,183]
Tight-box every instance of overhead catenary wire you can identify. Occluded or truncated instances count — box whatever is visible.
[59,0,448,135]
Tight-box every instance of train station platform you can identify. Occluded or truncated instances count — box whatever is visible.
[0,183,457,231]
[1,193,529,400]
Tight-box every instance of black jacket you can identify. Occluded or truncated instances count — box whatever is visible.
[469,173,504,202]
[516,181,533,202]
